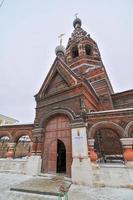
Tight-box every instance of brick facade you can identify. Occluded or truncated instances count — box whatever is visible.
[0,18,133,175]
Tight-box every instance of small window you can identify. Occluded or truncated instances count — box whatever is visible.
[72,46,79,58]
[85,44,92,56]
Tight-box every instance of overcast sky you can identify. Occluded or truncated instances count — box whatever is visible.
[0,0,133,123]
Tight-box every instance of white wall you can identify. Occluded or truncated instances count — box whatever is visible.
[92,163,133,187]
[0,158,133,188]
[0,156,42,176]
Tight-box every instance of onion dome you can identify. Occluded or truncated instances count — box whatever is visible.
[73,17,82,28]
[55,45,66,56]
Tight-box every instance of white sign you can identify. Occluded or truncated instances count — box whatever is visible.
[72,127,88,157]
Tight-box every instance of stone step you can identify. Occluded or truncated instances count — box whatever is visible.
[39,173,72,182]
[10,187,63,197]
[10,176,71,198]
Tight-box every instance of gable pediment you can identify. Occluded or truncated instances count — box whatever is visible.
[45,71,69,95]
[36,57,78,98]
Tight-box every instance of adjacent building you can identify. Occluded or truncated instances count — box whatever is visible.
[0,114,18,126]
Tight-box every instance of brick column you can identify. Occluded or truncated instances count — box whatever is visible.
[120,138,133,166]
[6,142,16,158]
[32,128,43,156]
[88,139,98,163]
[26,128,43,176]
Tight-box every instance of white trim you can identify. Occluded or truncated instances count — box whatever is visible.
[90,78,105,84]
[72,63,101,70]
[88,108,133,115]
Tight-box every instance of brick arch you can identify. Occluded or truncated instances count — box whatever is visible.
[0,131,12,142]
[125,121,133,137]
[89,121,124,138]
[40,108,75,128]
[13,130,32,142]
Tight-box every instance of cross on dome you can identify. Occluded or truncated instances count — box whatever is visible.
[73,14,82,28]
[58,33,65,45]
[74,13,78,19]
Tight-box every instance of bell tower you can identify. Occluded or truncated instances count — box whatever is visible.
[65,17,114,110]
[65,17,102,69]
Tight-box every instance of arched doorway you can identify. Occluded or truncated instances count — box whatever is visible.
[89,121,124,163]
[94,129,123,163]
[42,114,72,176]
[57,139,66,173]
[15,135,31,158]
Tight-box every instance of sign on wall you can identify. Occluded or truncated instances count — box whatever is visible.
[71,127,88,157]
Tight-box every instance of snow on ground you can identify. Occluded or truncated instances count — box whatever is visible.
[68,184,133,200]
[0,173,56,200]
[0,172,133,200]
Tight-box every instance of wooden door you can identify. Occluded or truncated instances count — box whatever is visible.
[42,115,72,176]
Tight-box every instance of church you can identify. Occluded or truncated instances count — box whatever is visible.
[0,17,133,184]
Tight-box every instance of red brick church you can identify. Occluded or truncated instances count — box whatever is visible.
[0,17,133,177]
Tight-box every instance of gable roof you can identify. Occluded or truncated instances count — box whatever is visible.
[35,57,79,98]
[0,114,19,123]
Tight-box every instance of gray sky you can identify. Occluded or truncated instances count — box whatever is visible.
[0,0,133,123]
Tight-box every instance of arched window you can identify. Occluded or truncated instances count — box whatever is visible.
[72,46,79,58]
[85,44,92,56]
